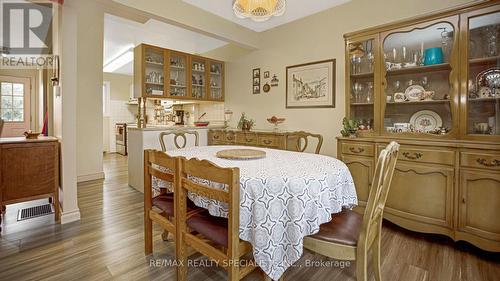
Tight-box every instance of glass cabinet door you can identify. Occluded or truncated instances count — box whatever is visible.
[190,57,207,99]
[144,47,165,97]
[168,52,188,98]
[209,61,224,101]
[347,38,376,133]
[465,9,500,136]
[381,18,458,136]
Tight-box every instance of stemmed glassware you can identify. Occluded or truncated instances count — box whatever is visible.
[352,82,364,103]
[366,82,374,103]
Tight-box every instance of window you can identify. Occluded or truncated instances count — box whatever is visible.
[1,82,24,122]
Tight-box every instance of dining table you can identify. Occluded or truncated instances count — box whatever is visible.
[160,145,357,280]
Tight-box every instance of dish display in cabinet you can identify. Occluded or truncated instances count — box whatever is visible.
[347,38,377,133]
[381,17,458,136]
[134,44,225,102]
[462,9,500,137]
[342,1,500,252]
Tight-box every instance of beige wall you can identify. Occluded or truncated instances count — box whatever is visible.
[73,0,105,182]
[103,72,133,101]
[213,0,475,157]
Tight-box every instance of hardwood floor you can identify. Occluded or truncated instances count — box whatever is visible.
[0,153,499,281]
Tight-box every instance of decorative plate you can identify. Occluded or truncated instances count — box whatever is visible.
[216,149,266,160]
[409,110,442,132]
[393,92,406,102]
[404,85,425,101]
[476,67,500,89]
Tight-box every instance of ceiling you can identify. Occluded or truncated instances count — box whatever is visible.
[182,0,351,32]
[104,14,228,75]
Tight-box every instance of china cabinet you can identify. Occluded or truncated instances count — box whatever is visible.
[134,44,225,102]
[341,1,500,252]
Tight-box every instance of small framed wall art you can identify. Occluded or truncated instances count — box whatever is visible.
[253,68,261,94]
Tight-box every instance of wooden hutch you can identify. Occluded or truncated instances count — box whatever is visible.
[339,1,500,252]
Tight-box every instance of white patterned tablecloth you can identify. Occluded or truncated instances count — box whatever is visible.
[165,146,357,280]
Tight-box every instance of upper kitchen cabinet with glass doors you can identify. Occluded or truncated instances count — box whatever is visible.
[381,16,459,137]
[134,44,225,101]
[208,60,224,101]
[347,37,378,134]
[136,45,166,98]
[462,6,500,140]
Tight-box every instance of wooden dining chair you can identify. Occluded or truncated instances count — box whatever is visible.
[175,157,257,281]
[285,131,324,154]
[144,149,203,254]
[303,141,400,281]
[159,130,199,151]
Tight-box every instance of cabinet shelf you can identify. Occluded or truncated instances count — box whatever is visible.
[350,72,374,79]
[386,63,451,76]
[469,55,500,66]
[145,61,164,67]
[350,102,374,106]
[145,82,164,86]
[170,84,186,88]
[469,97,500,102]
[386,99,450,105]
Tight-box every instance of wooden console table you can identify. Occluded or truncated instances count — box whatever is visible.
[0,137,60,231]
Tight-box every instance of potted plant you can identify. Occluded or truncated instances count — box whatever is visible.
[237,113,255,131]
[340,117,359,138]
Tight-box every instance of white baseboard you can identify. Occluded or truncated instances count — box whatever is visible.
[77,172,105,183]
[60,209,81,224]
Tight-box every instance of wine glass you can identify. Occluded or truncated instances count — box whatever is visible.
[366,82,374,103]
[393,80,401,92]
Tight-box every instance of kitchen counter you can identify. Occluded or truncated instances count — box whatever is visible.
[128,124,226,131]
[127,126,216,192]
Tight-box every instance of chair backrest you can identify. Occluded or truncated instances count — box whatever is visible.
[285,131,324,154]
[178,157,240,258]
[144,149,176,203]
[159,130,199,151]
[359,141,399,247]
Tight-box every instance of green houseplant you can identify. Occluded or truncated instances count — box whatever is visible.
[237,113,255,131]
[340,117,359,138]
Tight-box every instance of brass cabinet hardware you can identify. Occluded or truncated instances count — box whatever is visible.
[245,138,254,143]
[402,152,423,160]
[349,147,365,153]
[213,135,220,139]
[263,140,272,145]
[462,198,466,204]
[476,158,500,167]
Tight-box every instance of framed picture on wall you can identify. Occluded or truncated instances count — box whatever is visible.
[286,59,335,108]
[253,68,261,94]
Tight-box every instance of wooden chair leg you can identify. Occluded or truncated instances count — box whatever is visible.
[228,264,240,281]
[176,234,188,281]
[373,233,382,281]
[356,248,368,281]
[144,210,153,255]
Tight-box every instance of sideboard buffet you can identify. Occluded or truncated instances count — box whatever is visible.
[340,1,500,252]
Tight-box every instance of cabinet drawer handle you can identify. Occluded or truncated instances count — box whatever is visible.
[226,136,234,141]
[246,138,254,143]
[349,147,365,153]
[213,135,220,139]
[476,158,500,167]
[263,140,273,145]
[402,152,423,160]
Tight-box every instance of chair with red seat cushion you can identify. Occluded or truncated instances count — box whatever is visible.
[303,141,400,281]
[176,157,256,281]
[144,150,203,255]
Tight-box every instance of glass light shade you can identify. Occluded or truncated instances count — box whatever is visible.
[233,0,286,22]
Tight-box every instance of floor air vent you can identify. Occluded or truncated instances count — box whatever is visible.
[17,204,54,221]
